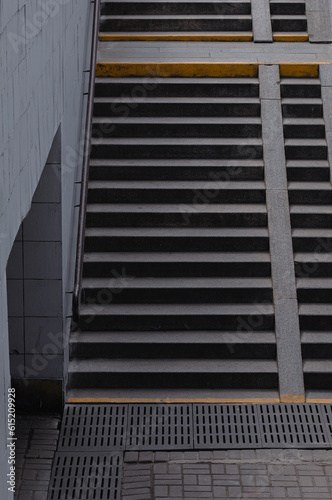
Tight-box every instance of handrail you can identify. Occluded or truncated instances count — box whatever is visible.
[73,0,101,322]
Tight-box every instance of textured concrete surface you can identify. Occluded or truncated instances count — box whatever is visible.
[15,415,60,500]
[97,41,332,63]
[122,450,332,500]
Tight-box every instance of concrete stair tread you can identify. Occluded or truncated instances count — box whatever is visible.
[89,158,264,167]
[84,252,271,263]
[95,77,259,84]
[282,98,322,104]
[88,180,265,189]
[297,278,332,288]
[293,228,332,236]
[86,203,267,213]
[66,388,280,402]
[284,139,327,146]
[90,137,263,145]
[295,253,332,262]
[299,304,332,314]
[286,160,328,167]
[92,116,262,124]
[85,227,269,237]
[303,360,332,372]
[79,303,274,315]
[82,277,273,288]
[283,118,325,125]
[291,205,332,213]
[288,182,332,190]
[94,97,260,104]
[70,330,276,344]
[69,358,278,373]
[302,332,332,342]
[100,14,252,19]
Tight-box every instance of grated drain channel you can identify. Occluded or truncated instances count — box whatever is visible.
[58,404,127,451]
[194,404,261,449]
[258,404,330,448]
[126,403,193,450]
[47,452,122,500]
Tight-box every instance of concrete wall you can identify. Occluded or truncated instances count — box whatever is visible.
[0,0,93,497]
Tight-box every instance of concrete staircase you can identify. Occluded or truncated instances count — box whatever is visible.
[281,76,332,397]
[99,0,253,36]
[69,75,280,399]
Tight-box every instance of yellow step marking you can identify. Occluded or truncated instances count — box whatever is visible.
[96,62,259,78]
[96,62,331,79]
[280,394,306,403]
[99,33,253,42]
[273,34,309,42]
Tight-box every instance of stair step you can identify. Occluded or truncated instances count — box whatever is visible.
[94,77,259,98]
[293,228,332,252]
[68,359,278,389]
[83,252,271,277]
[85,203,267,228]
[286,160,330,182]
[84,227,269,252]
[295,253,332,278]
[299,304,332,331]
[101,1,252,16]
[302,332,332,359]
[90,137,263,160]
[284,139,327,160]
[70,330,276,359]
[88,159,265,181]
[271,15,307,32]
[281,80,321,99]
[297,278,332,303]
[92,117,262,138]
[93,97,261,117]
[81,277,273,303]
[283,119,325,139]
[291,205,332,228]
[78,303,275,331]
[87,180,266,204]
[282,99,323,118]
[66,387,280,402]
[304,360,332,390]
[99,15,253,32]
[288,182,332,204]
[270,1,306,16]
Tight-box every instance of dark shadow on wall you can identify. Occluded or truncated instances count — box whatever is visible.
[6,127,64,413]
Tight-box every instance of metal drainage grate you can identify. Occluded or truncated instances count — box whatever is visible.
[58,404,127,451]
[126,404,193,450]
[321,404,332,441]
[47,452,122,500]
[258,404,330,448]
[193,404,261,448]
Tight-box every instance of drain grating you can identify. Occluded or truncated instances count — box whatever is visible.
[126,404,193,450]
[258,404,330,448]
[58,404,127,451]
[194,404,262,448]
[47,452,122,500]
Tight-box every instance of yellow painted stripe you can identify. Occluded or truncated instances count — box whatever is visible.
[96,62,331,79]
[273,34,309,42]
[280,394,306,403]
[96,62,259,78]
[67,397,280,404]
[99,33,253,42]
[306,398,332,403]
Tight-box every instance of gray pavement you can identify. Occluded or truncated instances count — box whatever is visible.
[122,451,332,500]
[97,41,332,63]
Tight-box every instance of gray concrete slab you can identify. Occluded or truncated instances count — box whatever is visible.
[320,63,332,86]
[307,0,332,42]
[97,41,332,63]
[252,0,273,43]
[260,65,305,401]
